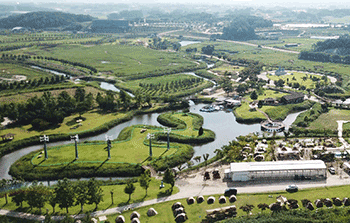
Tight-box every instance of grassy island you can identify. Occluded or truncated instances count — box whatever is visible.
[9,112,215,181]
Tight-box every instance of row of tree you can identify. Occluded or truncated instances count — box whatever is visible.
[9,178,103,213]
[0,75,66,91]
[299,51,350,64]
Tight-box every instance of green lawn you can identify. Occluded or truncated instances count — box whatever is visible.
[105,184,350,223]
[233,102,266,122]
[244,89,288,103]
[309,108,350,131]
[0,178,179,215]
[0,110,128,142]
[30,112,206,166]
[0,86,103,104]
[0,62,53,81]
[266,38,321,52]
[32,126,177,165]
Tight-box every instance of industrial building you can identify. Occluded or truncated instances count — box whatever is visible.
[224,160,327,182]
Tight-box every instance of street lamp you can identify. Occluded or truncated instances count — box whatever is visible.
[40,135,49,160]
[110,190,114,204]
[147,133,155,157]
[105,135,112,159]
[164,127,171,151]
[70,134,79,160]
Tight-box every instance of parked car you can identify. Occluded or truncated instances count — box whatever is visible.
[286,185,298,193]
[329,167,335,174]
[224,188,237,197]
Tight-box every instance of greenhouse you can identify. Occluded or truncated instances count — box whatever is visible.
[224,160,327,182]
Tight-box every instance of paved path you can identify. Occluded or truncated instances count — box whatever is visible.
[337,120,350,150]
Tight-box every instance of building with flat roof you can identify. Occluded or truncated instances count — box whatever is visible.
[224,160,326,182]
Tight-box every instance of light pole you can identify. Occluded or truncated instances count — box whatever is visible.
[105,135,112,160]
[40,135,49,160]
[147,133,154,157]
[164,127,171,151]
[70,134,79,160]
[110,190,114,204]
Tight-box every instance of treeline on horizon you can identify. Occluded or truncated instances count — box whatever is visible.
[0,11,94,29]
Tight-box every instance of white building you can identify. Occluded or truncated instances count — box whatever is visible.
[224,160,327,182]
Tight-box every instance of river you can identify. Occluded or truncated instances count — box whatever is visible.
[0,55,301,180]
[0,98,304,180]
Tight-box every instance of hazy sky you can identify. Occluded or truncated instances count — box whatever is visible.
[8,0,350,7]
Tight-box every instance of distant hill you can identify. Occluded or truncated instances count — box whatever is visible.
[0,11,95,29]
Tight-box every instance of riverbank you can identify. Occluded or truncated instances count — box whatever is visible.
[9,112,215,181]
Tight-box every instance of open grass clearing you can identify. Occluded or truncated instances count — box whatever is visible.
[309,108,350,131]
[32,126,178,165]
[244,89,288,103]
[0,178,179,216]
[30,112,206,166]
[105,184,350,223]
[0,110,128,142]
[0,86,103,104]
[211,64,244,74]
[233,102,266,122]
[265,38,321,52]
[0,62,53,81]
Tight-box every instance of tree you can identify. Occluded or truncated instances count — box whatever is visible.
[194,156,201,163]
[198,127,204,136]
[240,204,254,216]
[87,178,103,210]
[163,168,175,191]
[124,181,136,202]
[203,153,210,166]
[0,179,11,205]
[55,178,75,213]
[139,169,151,196]
[11,189,26,208]
[257,203,269,212]
[214,148,224,159]
[74,181,88,212]
[26,182,49,212]
[250,90,258,100]
[48,191,57,213]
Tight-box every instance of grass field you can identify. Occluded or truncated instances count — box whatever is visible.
[0,62,53,82]
[0,86,103,104]
[0,110,128,142]
[234,102,266,122]
[30,112,208,166]
[244,89,288,102]
[265,38,321,52]
[105,184,350,223]
[308,108,350,131]
[267,72,328,89]
[0,178,179,215]
[15,44,198,79]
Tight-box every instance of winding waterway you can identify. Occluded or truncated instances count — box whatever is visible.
[0,98,303,180]
[0,54,303,180]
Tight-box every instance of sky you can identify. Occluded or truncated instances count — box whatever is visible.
[7,0,350,6]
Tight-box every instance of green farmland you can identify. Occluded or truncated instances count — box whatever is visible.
[15,44,200,79]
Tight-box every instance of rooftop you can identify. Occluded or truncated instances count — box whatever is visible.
[230,160,326,173]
